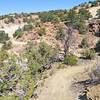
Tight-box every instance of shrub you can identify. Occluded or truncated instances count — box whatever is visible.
[13,28,23,38]
[63,54,78,65]
[95,30,100,37]
[77,22,87,34]
[2,41,12,50]
[37,28,46,36]
[78,8,92,20]
[4,16,14,24]
[0,50,8,63]
[57,63,65,69]
[81,49,95,59]
[96,9,100,18]
[39,13,60,23]
[93,65,100,80]
[66,9,78,26]
[26,42,57,74]
[0,96,18,100]
[30,62,41,75]
[38,42,57,64]
[81,38,89,48]
[23,17,34,24]
[55,26,65,40]
[95,39,100,53]
[23,24,33,31]
[66,9,87,34]
[0,31,9,43]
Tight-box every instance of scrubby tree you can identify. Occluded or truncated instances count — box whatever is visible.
[66,9,87,34]
[73,17,87,34]
[81,38,89,48]
[93,64,100,80]
[79,8,92,20]
[2,41,12,50]
[0,50,8,64]
[96,9,100,19]
[25,42,57,75]
[56,26,66,41]
[4,16,14,24]
[39,13,60,23]
[23,24,33,31]
[81,49,95,60]
[13,28,23,38]
[95,39,100,53]
[0,31,9,43]
[66,9,78,26]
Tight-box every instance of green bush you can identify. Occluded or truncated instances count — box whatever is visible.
[57,63,65,69]
[4,16,14,24]
[2,41,12,50]
[95,39,100,53]
[96,9,100,18]
[66,9,78,26]
[13,28,23,38]
[78,8,92,20]
[55,26,65,40]
[0,96,18,100]
[0,31,9,43]
[0,50,8,63]
[81,49,95,59]
[23,17,34,24]
[63,54,78,65]
[39,13,60,23]
[81,38,89,48]
[30,62,41,74]
[38,28,46,36]
[25,42,57,74]
[66,9,87,34]
[23,24,33,31]
[93,65,100,80]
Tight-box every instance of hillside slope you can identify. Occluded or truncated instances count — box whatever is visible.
[88,6,100,18]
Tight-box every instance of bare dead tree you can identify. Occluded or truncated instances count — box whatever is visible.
[64,27,75,57]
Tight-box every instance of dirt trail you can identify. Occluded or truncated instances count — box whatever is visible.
[33,61,95,100]
[35,61,95,100]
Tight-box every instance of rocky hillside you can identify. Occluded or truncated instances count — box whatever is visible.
[0,0,100,100]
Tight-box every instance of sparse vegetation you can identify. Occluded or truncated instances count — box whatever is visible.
[57,63,65,69]
[4,16,15,24]
[2,41,12,50]
[37,28,46,36]
[13,28,23,38]
[93,64,100,80]
[0,50,8,63]
[96,9,100,18]
[0,0,100,100]
[23,24,33,31]
[66,9,88,34]
[0,31,9,43]
[25,42,57,75]
[81,49,95,59]
[63,54,78,65]
[95,39,100,53]
[81,38,89,48]
[78,8,92,20]
[39,13,60,23]
[56,26,65,41]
